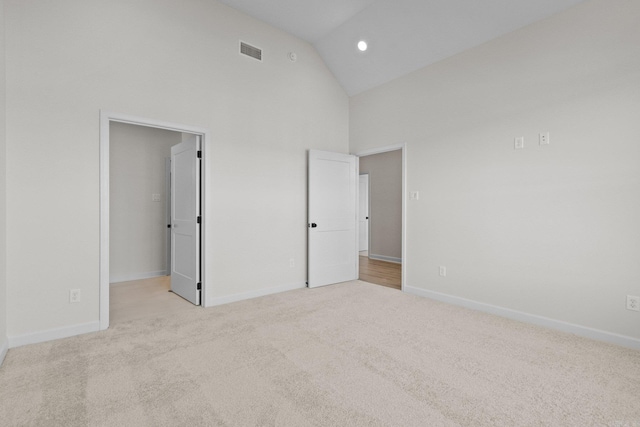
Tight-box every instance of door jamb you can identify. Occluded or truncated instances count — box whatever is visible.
[354,143,406,292]
[358,173,370,254]
[99,110,211,330]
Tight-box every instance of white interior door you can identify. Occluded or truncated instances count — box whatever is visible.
[165,157,172,275]
[308,149,358,288]
[359,174,369,252]
[170,135,201,305]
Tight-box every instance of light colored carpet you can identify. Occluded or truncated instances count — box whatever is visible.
[109,276,197,324]
[1,281,639,426]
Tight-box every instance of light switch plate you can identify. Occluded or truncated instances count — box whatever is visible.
[539,132,550,145]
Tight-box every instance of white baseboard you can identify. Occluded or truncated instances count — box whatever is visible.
[369,254,402,264]
[8,321,101,349]
[0,337,8,367]
[405,286,640,350]
[207,282,307,307]
[110,270,168,284]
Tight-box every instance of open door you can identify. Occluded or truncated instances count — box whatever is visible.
[359,174,369,251]
[170,135,201,305]
[308,150,358,288]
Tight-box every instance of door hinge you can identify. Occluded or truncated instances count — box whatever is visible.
[197,150,202,158]
[197,216,201,224]
[197,282,201,290]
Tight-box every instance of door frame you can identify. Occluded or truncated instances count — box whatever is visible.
[99,110,211,330]
[358,173,370,253]
[354,143,406,291]
[165,158,172,275]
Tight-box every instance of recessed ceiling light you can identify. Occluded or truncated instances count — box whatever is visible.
[357,41,368,52]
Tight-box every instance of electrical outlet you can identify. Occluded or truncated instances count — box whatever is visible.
[439,266,446,277]
[627,295,640,312]
[69,289,81,303]
[514,137,524,150]
[289,258,295,268]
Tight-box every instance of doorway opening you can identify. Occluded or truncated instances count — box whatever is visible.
[108,122,199,324]
[356,145,405,291]
[99,111,211,330]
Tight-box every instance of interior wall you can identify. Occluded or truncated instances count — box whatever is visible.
[5,0,348,340]
[350,0,640,340]
[0,0,8,360]
[109,122,180,283]
[359,151,402,261]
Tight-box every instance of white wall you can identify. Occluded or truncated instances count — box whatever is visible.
[0,0,8,362]
[359,151,402,261]
[110,122,180,283]
[5,0,348,341]
[350,0,640,342]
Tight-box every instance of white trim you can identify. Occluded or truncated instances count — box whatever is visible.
[8,321,100,349]
[355,159,360,281]
[109,271,168,284]
[356,143,405,157]
[210,282,306,307]
[100,110,213,331]
[0,338,8,367]
[369,254,402,264]
[355,143,407,292]
[358,173,370,253]
[405,286,640,350]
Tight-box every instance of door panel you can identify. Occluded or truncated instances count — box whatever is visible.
[359,174,369,251]
[165,158,172,276]
[308,150,358,288]
[170,135,201,305]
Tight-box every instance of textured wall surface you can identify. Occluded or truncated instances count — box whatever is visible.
[5,0,348,338]
[351,0,640,340]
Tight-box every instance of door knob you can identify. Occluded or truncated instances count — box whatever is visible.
[308,223,317,228]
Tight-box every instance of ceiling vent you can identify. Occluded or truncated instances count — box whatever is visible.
[240,41,262,61]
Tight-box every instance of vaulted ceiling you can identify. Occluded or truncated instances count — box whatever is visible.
[218,0,587,96]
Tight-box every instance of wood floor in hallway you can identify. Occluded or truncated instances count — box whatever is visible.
[359,255,401,290]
